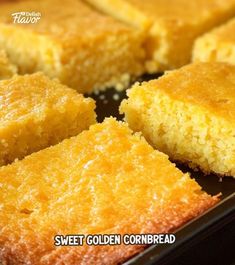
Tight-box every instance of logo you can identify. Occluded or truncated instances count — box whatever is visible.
[12,12,41,24]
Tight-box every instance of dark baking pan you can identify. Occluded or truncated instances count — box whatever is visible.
[125,192,235,265]
[89,74,235,265]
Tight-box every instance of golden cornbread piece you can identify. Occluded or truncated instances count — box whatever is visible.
[0,0,145,93]
[193,18,235,65]
[0,118,218,265]
[0,72,96,166]
[86,0,235,72]
[120,62,235,177]
[0,50,17,80]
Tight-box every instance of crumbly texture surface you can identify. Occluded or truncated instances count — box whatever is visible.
[0,0,145,93]
[86,0,235,72]
[120,62,235,177]
[0,72,96,166]
[0,49,17,80]
[0,118,218,265]
[193,18,235,65]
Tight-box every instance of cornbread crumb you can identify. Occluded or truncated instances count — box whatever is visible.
[0,0,145,93]
[0,72,96,166]
[0,50,17,80]
[87,0,235,72]
[120,62,235,177]
[113,93,120,101]
[193,18,235,65]
[0,118,218,264]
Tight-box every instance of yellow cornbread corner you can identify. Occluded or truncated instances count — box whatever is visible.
[0,72,96,166]
[86,0,235,73]
[0,117,218,264]
[120,62,235,177]
[0,50,17,80]
[0,0,146,93]
[193,18,235,65]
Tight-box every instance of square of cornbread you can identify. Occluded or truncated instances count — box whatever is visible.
[193,18,235,65]
[0,118,218,265]
[0,72,96,166]
[86,0,235,73]
[120,62,235,177]
[0,49,17,80]
[0,0,145,93]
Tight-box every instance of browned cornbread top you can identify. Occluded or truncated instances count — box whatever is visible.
[0,72,94,125]
[0,72,96,166]
[0,118,218,265]
[144,62,235,123]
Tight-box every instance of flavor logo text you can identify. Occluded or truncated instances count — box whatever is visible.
[12,12,41,24]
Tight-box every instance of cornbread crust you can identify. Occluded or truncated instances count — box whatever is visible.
[0,0,145,93]
[0,118,218,265]
[86,0,235,73]
[0,72,96,166]
[0,50,17,79]
[193,18,235,65]
[120,62,235,177]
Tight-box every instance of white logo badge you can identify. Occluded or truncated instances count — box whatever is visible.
[12,12,41,24]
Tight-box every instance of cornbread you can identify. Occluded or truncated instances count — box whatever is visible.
[0,0,145,93]
[120,62,235,177]
[193,18,235,65]
[0,118,218,265]
[86,0,235,72]
[0,49,17,79]
[0,72,96,166]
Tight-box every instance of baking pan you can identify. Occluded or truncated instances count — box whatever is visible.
[89,73,235,265]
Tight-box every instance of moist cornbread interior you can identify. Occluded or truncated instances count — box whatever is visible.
[0,49,17,79]
[193,18,235,65]
[0,72,96,166]
[0,118,218,265]
[86,0,235,73]
[120,62,235,177]
[0,0,145,93]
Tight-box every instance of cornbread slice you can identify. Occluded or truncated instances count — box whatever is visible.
[0,118,218,265]
[0,50,17,80]
[0,72,96,166]
[120,62,235,177]
[0,0,145,93]
[193,18,235,65]
[86,0,235,73]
